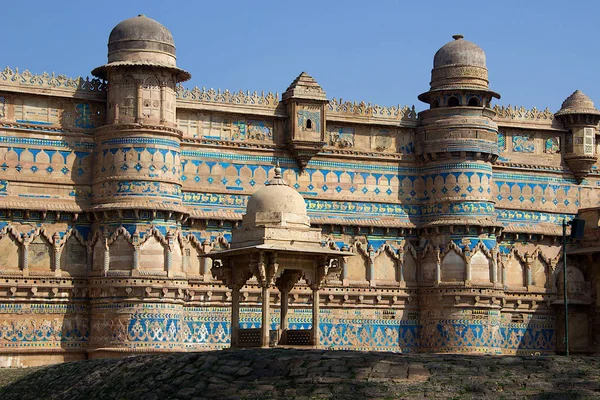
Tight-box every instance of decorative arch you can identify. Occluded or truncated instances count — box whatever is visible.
[59,228,88,276]
[346,241,370,282]
[420,243,439,284]
[138,226,168,273]
[184,234,206,276]
[28,227,54,271]
[373,244,399,283]
[0,225,22,271]
[504,247,527,287]
[440,242,465,282]
[470,241,494,283]
[401,242,418,284]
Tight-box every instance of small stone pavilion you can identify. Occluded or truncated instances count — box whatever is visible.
[207,163,352,347]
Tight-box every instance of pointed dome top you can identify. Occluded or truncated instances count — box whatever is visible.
[433,34,487,68]
[556,90,600,116]
[282,72,327,101]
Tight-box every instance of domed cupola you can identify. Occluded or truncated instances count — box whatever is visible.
[92,14,190,82]
[419,35,499,106]
[231,163,322,249]
[555,90,600,182]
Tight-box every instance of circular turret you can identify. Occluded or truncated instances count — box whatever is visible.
[92,15,190,82]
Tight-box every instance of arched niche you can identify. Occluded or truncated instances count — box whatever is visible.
[530,257,548,288]
[185,242,203,276]
[470,251,491,283]
[505,256,525,287]
[109,235,134,271]
[171,240,183,272]
[421,251,437,284]
[60,235,87,276]
[346,249,368,282]
[92,239,105,271]
[403,251,418,284]
[29,235,52,271]
[139,236,165,272]
[0,234,20,270]
[441,250,465,282]
[374,251,397,283]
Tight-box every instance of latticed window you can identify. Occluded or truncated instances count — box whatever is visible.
[0,96,5,118]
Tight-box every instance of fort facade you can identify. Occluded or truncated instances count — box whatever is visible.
[0,15,598,367]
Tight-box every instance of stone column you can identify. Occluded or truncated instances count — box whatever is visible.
[340,255,348,284]
[103,232,110,277]
[22,233,29,276]
[166,232,173,277]
[491,249,498,284]
[261,285,270,348]
[311,285,320,347]
[368,245,375,286]
[53,232,61,276]
[135,83,143,123]
[160,85,166,123]
[280,288,289,344]
[230,284,241,348]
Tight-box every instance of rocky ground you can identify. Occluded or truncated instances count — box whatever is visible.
[0,349,599,399]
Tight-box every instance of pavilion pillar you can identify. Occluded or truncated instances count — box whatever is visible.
[261,285,270,348]
[311,286,320,347]
[280,288,289,344]
[230,285,241,348]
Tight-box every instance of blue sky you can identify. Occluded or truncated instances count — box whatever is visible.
[3,0,599,112]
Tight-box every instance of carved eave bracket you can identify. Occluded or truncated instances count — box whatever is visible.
[287,139,327,170]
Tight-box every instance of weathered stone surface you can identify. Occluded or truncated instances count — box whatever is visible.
[0,349,598,400]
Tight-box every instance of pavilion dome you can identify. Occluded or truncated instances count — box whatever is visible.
[92,15,190,82]
[246,165,308,219]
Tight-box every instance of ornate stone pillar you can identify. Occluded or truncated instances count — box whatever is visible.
[103,232,110,277]
[368,245,375,287]
[261,285,270,348]
[22,233,29,276]
[53,232,61,275]
[230,284,242,348]
[311,284,320,347]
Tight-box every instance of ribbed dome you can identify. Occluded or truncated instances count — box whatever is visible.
[433,35,486,68]
[556,90,600,116]
[246,166,308,218]
[92,15,190,82]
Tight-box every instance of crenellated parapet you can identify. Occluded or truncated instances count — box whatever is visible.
[0,66,105,100]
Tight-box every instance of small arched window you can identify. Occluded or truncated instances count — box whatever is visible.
[447,97,460,107]
[306,119,312,129]
[468,97,480,107]
[431,99,439,109]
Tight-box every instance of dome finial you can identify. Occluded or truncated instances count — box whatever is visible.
[274,159,282,179]
[452,34,464,40]
[267,159,287,186]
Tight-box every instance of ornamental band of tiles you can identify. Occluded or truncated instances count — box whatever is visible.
[0,16,598,367]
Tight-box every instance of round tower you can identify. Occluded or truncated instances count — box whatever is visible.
[87,16,191,357]
[416,35,504,354]
[91,15,190,214]
[555,90,600,182]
